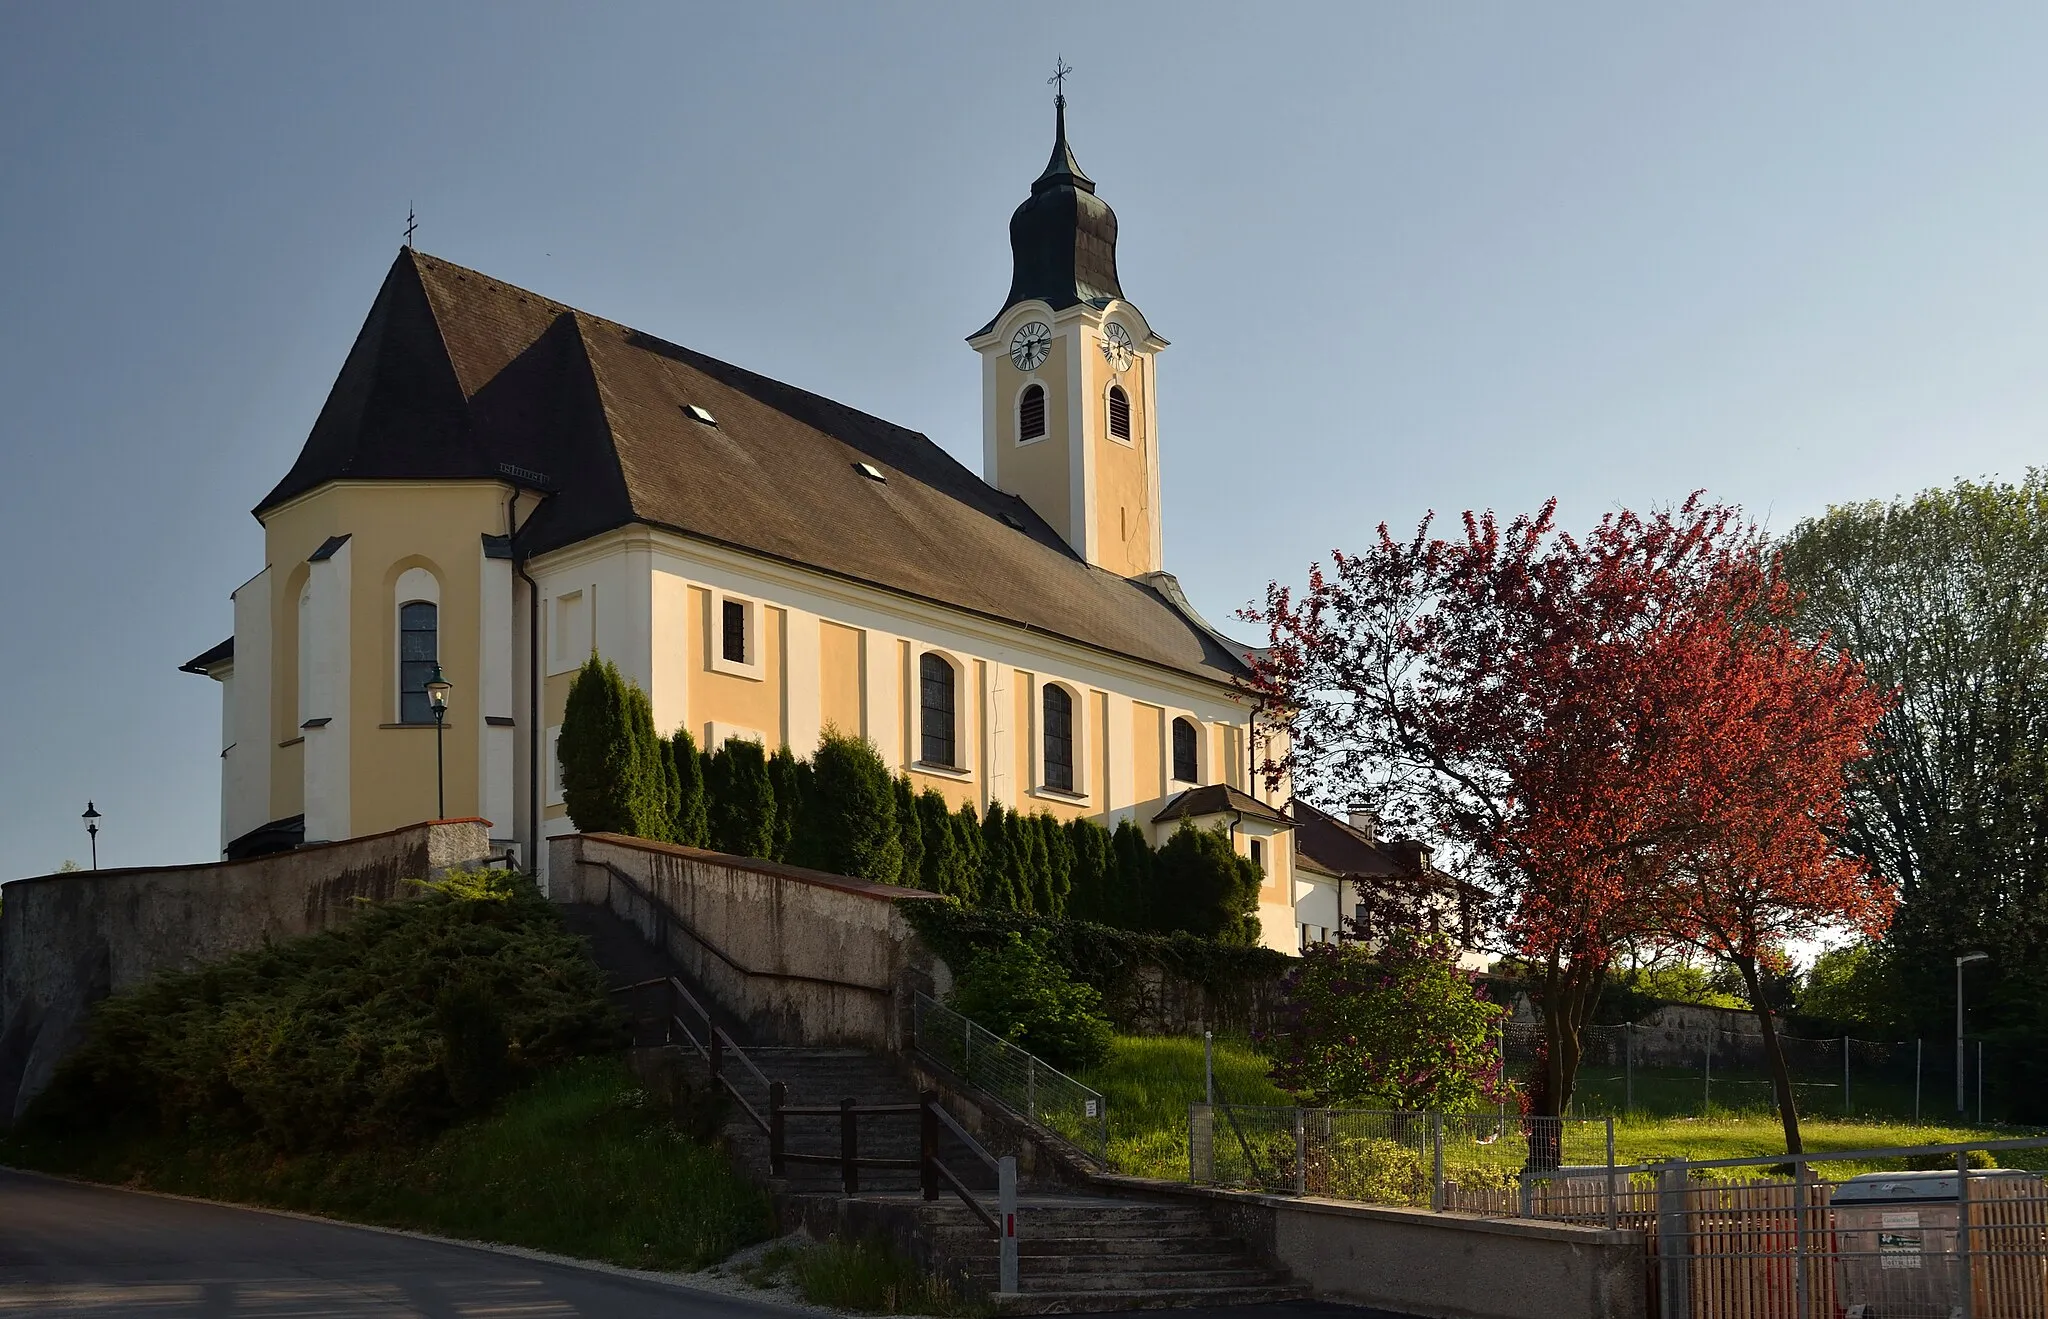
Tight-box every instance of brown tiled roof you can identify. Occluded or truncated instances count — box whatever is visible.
[1287,798,1430,881]
[256,250,1253,685]
[1154,784,1292,828]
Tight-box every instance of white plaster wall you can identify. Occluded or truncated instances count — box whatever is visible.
[478,547,515,843]
[301,541,351,842]
[224,568,273,849]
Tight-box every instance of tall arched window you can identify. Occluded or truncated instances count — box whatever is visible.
[1172,717,1199,784]
[1107,385,1132,441]
[1042,683,1074,792]
[399,601,439,724]
[919,652,956,768]
[1018,384,1046,442]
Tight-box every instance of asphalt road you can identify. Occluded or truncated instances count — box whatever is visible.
[0,1168,1415,1319]
[0,1167,813,1317]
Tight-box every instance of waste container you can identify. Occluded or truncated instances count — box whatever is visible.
[1831,1168,2036,1318]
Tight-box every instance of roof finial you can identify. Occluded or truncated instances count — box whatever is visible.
[1048,55,1072,109]
[404,203,417,249]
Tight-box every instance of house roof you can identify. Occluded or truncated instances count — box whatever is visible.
[179,637,234,676]
[1287,798,1432,881]
[1153,783,1293,828]
[255,248,1254,686]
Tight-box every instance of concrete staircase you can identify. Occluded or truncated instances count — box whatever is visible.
[558,896,1303,1311]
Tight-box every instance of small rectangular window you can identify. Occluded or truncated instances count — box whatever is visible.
[722,599,748,664]
[1250,838,1264,871]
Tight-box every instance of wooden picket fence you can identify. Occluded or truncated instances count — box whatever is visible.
[1497,1171,2048,1318]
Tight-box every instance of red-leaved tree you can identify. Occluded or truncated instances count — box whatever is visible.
[1635,562,1892,1152]
[1247,496,1884,1122]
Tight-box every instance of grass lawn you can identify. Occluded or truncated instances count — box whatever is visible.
[1078,1034,2047,1183]
[0,1055,775,1272]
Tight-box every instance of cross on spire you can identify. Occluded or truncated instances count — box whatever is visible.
[1048,56,1072,106]
[404,204,417,249]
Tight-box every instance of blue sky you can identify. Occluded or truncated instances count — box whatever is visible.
[4,3,2047,876]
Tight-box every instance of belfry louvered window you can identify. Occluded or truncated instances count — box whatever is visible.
[399,602,439,724]
[1108,385,1132,440]
[920,653,957,768]
[1018,384,1046,442]
[1172,717,1199,783]
[1042,684,1075,792]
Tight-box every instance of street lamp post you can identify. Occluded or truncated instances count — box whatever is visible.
[425,664,453,820]
[1957,951,1989,1115]
[81,801,100,870]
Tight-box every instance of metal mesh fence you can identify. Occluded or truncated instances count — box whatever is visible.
[1189,1103,1620,1218]
[1505,1023,2005,1125]
[912,991,1108,1162]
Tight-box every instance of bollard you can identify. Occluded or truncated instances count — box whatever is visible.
[998,1156,1019,1294]
[1655,1161,1691,1319]
[1293,1108,1307,1195]
[1430,1113,1444,1212]
[1604,1116,1618,1232]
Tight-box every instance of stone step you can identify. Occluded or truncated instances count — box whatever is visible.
[993,1283,1308,1314]
[995,1255,1271,1278]
[938,1234,1257,1259]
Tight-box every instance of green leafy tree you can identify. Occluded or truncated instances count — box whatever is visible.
[1781,474,2048,1066]
[1151,823,1262,944]
[979,801,1019,911]
[950,931,1113,1072]
[1266,931,1512,1112]
[557,657,666,837]
[1798,942,1903,1033]
[669,729,710,847]
[707,737,777,859]
[804,731,902,883]
[952,802,986,903]
[914,790,964,896]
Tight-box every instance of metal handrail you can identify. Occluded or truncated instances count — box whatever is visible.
[608,973,770,1131]
[912,990,1108,1163]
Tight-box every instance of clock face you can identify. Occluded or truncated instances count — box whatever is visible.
[1009,322,1052,372]
[1100,321,1135,372]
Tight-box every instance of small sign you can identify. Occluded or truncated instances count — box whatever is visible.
[1879,1214,1923,1270]
[1084,1099,1099,1118]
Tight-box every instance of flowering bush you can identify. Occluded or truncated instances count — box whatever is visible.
[1263,931,1511,1112]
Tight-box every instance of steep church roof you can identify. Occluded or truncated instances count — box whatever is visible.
[257,248,1252,686]
[974,97,1126,337]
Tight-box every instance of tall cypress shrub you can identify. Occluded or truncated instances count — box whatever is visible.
[1064,818,1115,923]
[1111,819,1155,931]
[669,728,709,847]
[557,656,666,838]
[707,737,777,859]
[1152,822,1262,944]
[894,776,924,890]
[915,789,960,895]
[980,801,1018,911]
[767,747,803,863]
[806,731,902,882]
[952,802,985,905]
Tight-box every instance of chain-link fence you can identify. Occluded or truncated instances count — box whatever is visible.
[912,991,1109,1162]
[1504,1023,2006,1124]
[1189,1103,1626,1220]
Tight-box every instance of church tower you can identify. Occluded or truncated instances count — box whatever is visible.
[968,92,1166,578]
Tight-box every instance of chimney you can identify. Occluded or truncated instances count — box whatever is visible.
[1346,806,1378,844]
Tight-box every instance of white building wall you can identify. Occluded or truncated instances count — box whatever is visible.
[222,567,273,851]
[479,545,516,848]
[301,541,351,842]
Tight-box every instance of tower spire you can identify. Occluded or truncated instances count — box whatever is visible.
[1037,58,1092,194]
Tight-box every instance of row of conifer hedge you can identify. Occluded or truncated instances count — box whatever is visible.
[557,657,1266,943]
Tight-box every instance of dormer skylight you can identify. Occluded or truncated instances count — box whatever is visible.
[854,461,887,483]
[684,404,718,427]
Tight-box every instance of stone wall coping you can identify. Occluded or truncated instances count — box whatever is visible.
[1090,1172,1643,1247]
[2,818,492,892]
[576,832,948,905]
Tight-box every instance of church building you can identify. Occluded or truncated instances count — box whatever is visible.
[182,97,1323,952]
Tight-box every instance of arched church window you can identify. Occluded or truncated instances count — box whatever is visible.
[399,601,439,724]
[1107,385,1132,441]
[920,652,956,768]
[1043,683,1074,792]
[1018,384,1046,442]
[1172,717,1200,784]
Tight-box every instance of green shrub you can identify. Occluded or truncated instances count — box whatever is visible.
[768,746,804,862]
[557,657,667,837]
[1150,823,1261,944]
[950,932,1112,1072]
[707,738,778,859]
[669,728,710,847]
[894,776,924,888]
[1265,931,1510,1112]
[803,731,903,882]
[25,870,624,1152]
